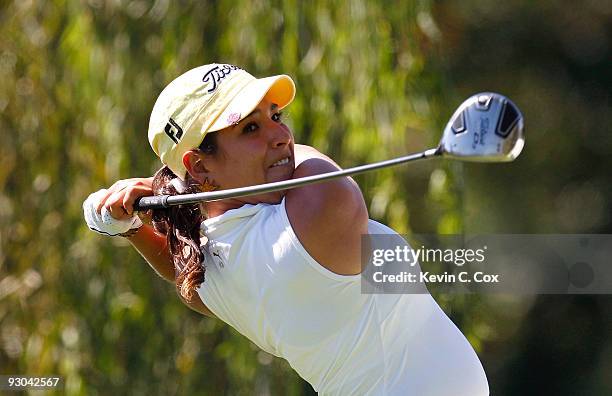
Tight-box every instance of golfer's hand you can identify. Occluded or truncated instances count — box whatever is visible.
[83,177,153,237]
[96,178,153,219]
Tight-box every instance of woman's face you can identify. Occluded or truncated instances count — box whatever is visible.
[196,98,295,205]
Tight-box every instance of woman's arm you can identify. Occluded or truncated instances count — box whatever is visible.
[286,144,369,275]
[85,177,215,317]
[125,224,174,282]
[91,177,175,282]
[126,221,213,316]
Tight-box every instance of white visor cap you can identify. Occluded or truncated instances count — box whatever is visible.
[148,64,296,179]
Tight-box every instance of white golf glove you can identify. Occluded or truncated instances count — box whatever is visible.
[83,189,143,237]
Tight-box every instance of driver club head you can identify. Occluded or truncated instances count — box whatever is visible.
[438,92,525,162]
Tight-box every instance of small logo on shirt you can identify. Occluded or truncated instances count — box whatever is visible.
[211,250,224,268]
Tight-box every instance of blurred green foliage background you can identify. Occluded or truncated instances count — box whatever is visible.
[0,0,610,394]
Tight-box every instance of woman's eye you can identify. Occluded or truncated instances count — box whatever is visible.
[243,122,258,133]
[272,112,283,123]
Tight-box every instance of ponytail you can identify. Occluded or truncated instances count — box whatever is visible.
[151,166,206,302]
[150,132,218,301]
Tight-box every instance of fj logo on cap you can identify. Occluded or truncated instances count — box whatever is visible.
[164,118,184,144]
[202,64,240,93]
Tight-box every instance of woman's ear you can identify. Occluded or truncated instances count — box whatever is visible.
[183,150,209,181]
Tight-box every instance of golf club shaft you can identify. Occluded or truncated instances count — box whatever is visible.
[134,148,441,210]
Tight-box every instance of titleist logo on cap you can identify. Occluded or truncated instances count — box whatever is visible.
[202,64,241,93]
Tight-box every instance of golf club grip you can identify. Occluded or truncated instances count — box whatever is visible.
[134,195,170,210]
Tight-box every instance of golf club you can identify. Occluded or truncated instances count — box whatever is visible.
[134,92,524,210]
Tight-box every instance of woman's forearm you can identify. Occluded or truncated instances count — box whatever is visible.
[126,225,175,282]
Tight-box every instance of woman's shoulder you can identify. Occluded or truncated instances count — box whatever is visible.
[284,167,369,275]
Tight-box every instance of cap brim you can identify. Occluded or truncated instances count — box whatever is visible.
[208,75,296,133]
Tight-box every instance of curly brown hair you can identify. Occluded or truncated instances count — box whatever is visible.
[150,132,218,302]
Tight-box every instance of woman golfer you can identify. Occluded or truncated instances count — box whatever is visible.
[83,63,489,395]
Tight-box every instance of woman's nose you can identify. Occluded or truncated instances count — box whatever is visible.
[266,121,292,148]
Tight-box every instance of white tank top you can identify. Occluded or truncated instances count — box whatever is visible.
[196,199,489,395]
